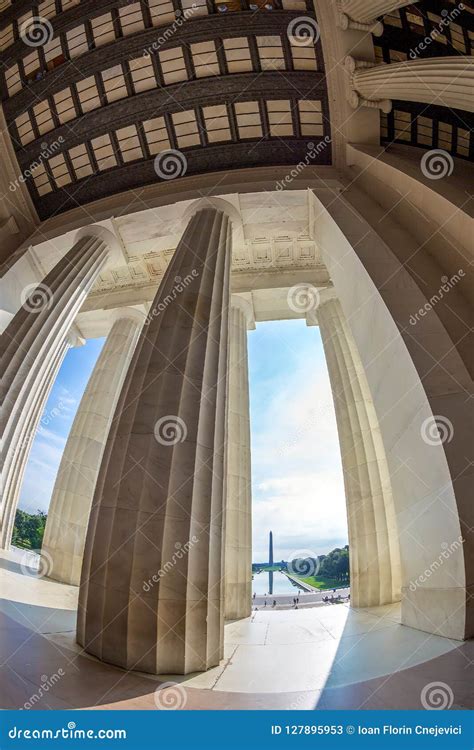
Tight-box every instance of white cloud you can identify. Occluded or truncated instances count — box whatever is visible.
[250,324,348,562]
[252,473,347,562]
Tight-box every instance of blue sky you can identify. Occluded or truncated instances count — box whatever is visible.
[19,338,105,516]
[20,319,348,561]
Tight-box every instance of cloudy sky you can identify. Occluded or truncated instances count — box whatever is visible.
[20,319,348,561]
[248,319,347,562]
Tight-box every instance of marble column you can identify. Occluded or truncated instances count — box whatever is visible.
[346,56,474,113]
[316,295,401,608]
[78,207,232,675]
[41,308,145,585]
[339,0,415,32]
[0,229,111,548]
[224,296,253,621]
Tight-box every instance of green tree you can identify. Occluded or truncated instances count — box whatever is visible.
[11,509,47,550]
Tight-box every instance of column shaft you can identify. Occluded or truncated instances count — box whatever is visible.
[350,57,474,113]
[78,208,232,675]
[0,235,108,548]
[224,300,252,620]
[341,0,415,24]
[318,298,401,608]
[41,311,144,585]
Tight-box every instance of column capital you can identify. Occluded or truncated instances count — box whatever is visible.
[338,11,383,35]
[111,306,147,326]
[75,224,126,267]
[345,57,392,113]
[305,287,338,327]
[346,56,474,114]
[182,197,244,252]
[231,293,256,330]
[65,325,85,349]
[338,0,416,27]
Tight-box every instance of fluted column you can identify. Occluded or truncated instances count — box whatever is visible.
[41,308,145,585]
[316,295,401,608]
[224,296,254,621]
[346,56,474,113]
[78,207,232,675]
[0,228,112,548]
[339,0,415,32]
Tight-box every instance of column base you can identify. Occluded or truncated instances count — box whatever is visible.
[225,582,252,620]
[401,586,470,640]
[42,545,81,587]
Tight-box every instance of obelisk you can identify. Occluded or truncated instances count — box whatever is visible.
[269,530,273,567]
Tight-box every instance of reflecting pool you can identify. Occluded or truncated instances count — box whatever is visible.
[252,570,306,596]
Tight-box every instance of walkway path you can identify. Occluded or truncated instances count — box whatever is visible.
[252,583,350,609]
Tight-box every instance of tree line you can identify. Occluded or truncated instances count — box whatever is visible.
[253,545,350,582]
[315,545,350,582]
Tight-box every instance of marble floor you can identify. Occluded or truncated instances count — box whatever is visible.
[1,549,472,710]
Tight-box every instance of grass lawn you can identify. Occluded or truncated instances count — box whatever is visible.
[253,565,282,573]
[295,575,349,591]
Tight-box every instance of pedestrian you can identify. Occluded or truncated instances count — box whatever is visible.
[264,599,267,607]
[272,600,276,608]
